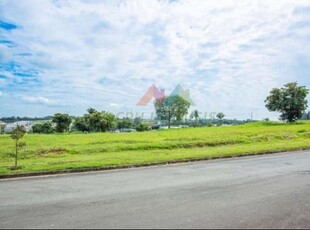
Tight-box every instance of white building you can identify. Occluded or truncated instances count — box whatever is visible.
[3,121,33,133]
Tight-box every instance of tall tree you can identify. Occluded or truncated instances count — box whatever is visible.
[154,95,190,128]
[190,110,200,127]
[10,125,26,169]
[193,110,199,127]
[52,113,72,133]
[216,112,225,125]
[265,82,309,122]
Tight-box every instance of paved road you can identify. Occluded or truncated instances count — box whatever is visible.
[1,151,310,229]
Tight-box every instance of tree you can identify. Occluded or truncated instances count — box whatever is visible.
[117,117,133,129]
[32,123,43,133]
[10,125,26,169]
[87,107,97,114]
[133,117,142,126]
[154,95,190,129]
[88,111,115,132]
[216,112,225,125]
[41,122,54,134]
[216,112,225,120]
[99,111,116,131]
[74,117,89,132]
[52,113,72,133]
[32,122,54,134]
[191,110,199,127]
[265,82,309,122]
[74,109,115,133]
[0,123,6,134]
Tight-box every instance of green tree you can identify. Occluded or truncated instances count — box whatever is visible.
[10,125,26,169]
[52,113,72,133]
[133,117,142,126]
[117,117,133,129]
[0,123,6,134]
[32,123,43,133]
[190,110,199,127]
[154,95,190,129]
[32,122,54,134]
[100,111,116,131]
[74,109,115,133]
[216,112,225,125]
[88,111,115,132]
[41,122,54,134]
[74,117,89,132]
[87,107,97,114]
[265,82,309,122]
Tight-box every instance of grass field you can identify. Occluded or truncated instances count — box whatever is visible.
[1,121,310,176]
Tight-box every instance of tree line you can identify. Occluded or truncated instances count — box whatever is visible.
[0,116,54,123]
[31,108,150,134]
[4,81,310,136]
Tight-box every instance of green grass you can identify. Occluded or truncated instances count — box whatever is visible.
[1,121,310,176]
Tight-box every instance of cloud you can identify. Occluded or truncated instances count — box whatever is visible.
[0,0,310,118]
[22,96,54,105]
[0,91,3,96]
[109,103,124,109]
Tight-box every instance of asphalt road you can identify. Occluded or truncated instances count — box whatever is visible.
[1,151,310,229]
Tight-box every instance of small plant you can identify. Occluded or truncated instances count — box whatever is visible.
[10,125,27,169]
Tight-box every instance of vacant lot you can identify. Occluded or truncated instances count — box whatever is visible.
[1,121,310,176]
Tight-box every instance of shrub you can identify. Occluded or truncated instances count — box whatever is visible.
[136,123,150,132]
[32,122,54,134]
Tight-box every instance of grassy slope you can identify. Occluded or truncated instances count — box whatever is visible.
[1,121,310,176]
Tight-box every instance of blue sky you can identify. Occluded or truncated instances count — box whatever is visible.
[1,0,310,120]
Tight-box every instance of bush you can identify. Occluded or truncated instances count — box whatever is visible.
[32,124,43,133]
[136,123,150,132]
[32,122,54,134]
[117,118,133,129]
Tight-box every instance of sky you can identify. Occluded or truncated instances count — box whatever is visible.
[1,0,310,120]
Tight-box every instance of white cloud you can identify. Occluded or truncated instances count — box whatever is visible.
[1,0,310,118]
[109,103,124,109]
[0,92,3,97]
[22,96,54,105]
